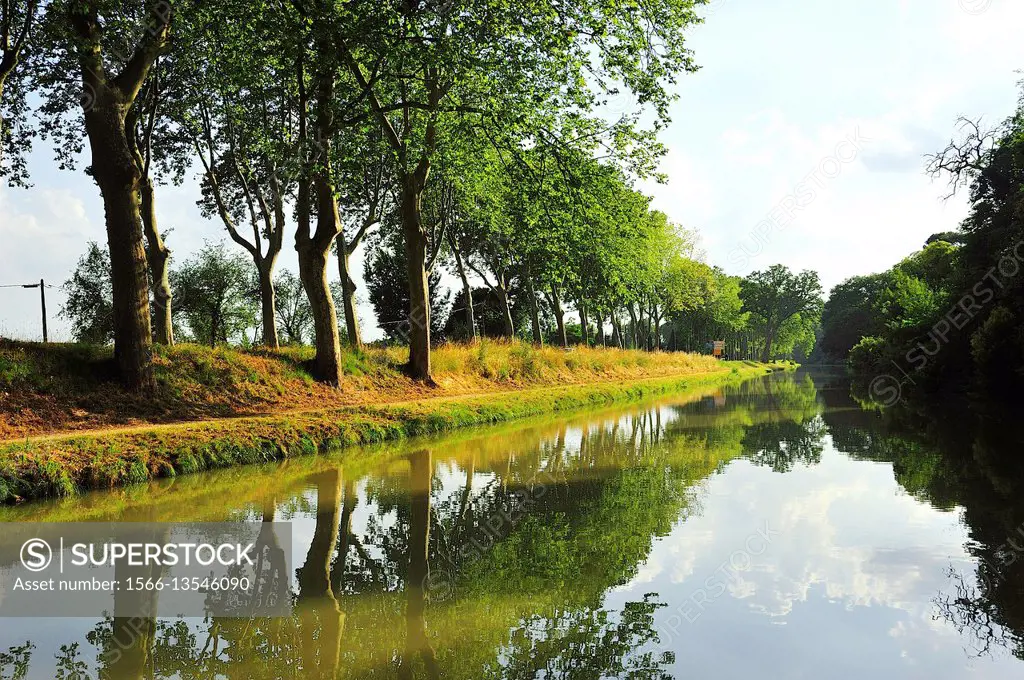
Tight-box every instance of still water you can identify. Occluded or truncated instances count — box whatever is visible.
[2,368,1024,679]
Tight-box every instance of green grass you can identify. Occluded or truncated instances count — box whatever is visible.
[0,362,782,503]
[0,337,741,442]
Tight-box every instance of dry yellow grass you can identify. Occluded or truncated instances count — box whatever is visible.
[1,337,725,440]
[428,339,720,385]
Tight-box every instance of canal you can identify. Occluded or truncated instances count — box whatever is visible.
[2,368,1023,678]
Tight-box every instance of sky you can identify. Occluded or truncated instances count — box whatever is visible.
[2,0,1023,342]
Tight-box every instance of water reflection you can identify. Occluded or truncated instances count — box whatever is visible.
[3,371,1024,677]
[821,380,1024,661]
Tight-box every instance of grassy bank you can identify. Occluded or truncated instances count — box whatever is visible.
[1,338,726,440]
[0,358,784,503]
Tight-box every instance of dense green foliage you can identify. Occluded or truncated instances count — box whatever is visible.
[823,83,1024,400]
[59,242,114,344]
[3,0,829,389]
[169,242,257,346]
[738,265,823,362]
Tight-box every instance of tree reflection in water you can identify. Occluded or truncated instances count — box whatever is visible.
[821,371,1024,660]
[11,371,1024,676]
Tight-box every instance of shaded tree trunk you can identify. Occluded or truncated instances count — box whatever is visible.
[298,182,343,384]
[653,304,662,351]
[139,177,173,346]
[526,276,542,345]
[257,261,279,348]
[627,304,638,349]
[191,98,285,350]
[400,175,433,381]
[495,279,514,338]
[296,51,343,385]
[637,304,649,350]
[336,245,362,348]
[337,43,436,381]
[551,285,568,348]
[90,125,155,390]
[579,300,590,346]
[127,67,172,348]
[70,0,170,390]
[762,326,775,363]
[448,234,476,341]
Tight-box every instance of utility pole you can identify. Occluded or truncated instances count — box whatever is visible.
[40,279,47,343]
[19,279,47,342]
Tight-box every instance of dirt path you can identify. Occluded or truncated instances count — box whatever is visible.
[1,367,732,446]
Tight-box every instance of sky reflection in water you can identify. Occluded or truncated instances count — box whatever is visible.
[1,368,1022,679]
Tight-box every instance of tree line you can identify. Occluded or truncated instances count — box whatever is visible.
[2,0,824,390]
[820,81,1024,399]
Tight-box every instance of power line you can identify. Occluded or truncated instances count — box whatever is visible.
[0,279,49,342]
[0,283,57,288]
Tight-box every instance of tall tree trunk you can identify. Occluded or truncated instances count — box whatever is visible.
[762,327,775,363]
[336,245,362,348]
[637,305,648,350]
[595,312,605,346]
[653,306,662,351]
[297,184,342,384]
[495,279,514,338]
[551,285,568,348]
[450,238,476,341]
[296,50,343,384]
[295,152,343,382]
[87,107,155,390]
[626,305,637,349]
[400,175,432,381]
[71,0,169,391]
[140,177,173,346]
[579,300,590,346]
[257,262,280,348]
[526,275,542,345]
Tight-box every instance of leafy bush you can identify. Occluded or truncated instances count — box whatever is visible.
[971,305,1024,391]
[848,336,888,376]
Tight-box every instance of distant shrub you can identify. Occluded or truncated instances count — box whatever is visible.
[971,305,1024,391]
[848,336,888,376]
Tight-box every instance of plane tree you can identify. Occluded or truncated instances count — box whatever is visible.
[160,0,306,350]
[30,0,175,390]
[740,265,824,362]
[337,0,708,380]
[332,124,393,349]
[0,0,39,186]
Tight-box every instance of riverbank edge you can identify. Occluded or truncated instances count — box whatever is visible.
[0,362,788,503]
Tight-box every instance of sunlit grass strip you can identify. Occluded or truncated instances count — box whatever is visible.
[0,362,783,503]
